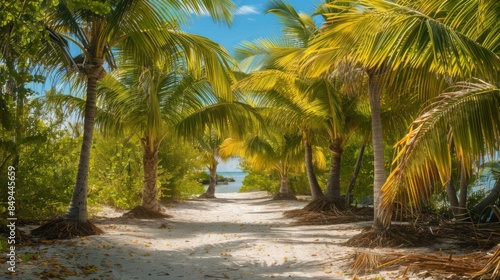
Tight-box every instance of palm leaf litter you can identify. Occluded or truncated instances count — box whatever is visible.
[350,245,500,279]
[31,218,103,240]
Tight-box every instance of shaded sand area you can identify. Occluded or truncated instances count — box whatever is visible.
[9,192,458,279]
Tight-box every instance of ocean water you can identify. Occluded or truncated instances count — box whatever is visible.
[204,171,247,193]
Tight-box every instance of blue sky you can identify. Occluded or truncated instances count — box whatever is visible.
[182,1,322,172]
[182,0,322,55]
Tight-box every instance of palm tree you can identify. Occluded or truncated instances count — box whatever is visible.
[236,1,379,210]
[97,61,235,212]
[52,56,257,215]
[196,129,227,199]
[235,0,332,200]
[33,0,236,238]
[221,130,309,199]
[235,71,329,196]
[383,81,500,221]
[302,0,499,229]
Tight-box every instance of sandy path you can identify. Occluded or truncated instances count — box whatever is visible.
[11,192,403,280]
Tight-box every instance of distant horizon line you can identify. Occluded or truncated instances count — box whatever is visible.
[204,170,245,173]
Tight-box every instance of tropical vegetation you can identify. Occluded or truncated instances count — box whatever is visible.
[1,0,499,278]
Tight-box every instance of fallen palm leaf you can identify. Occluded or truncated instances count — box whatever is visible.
[430,221,500,249]
[350,247,500,279]
[345,224,436,248]
[287,207,373,226]
[122,206,172,219]
[31,218,103,240]
[470,245,500,279]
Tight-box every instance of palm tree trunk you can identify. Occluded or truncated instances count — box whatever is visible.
[202,164,218,198]
[367,70,388,229]
[325,138,342,200]
[446,177,460,215]
[346,139,366,195]
[304,136,324,199]
[64,73,100,222]
[458,161,469,215]
[280,172,290,194]
[141,139,160,212]
[473,180,500,219]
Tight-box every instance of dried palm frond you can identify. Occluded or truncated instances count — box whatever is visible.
[351,251,396,275]
[430,222,500,249]
[290,208,373,226]
[350,245,500,279]
[471,246,500,279]
[351,250,487,278]
[302,197,348,212]
[345,224,436,248]
[122,206,172,219]
[31,218,104,240]
[282,198,346,219]
[283,209,303,218]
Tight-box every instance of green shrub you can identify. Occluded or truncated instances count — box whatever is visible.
[288,174,310,195]
[239,172,278,193]
[157,136,205,200]
[14,132,79,220]
[88,134,143,209]
[165,177,205,200]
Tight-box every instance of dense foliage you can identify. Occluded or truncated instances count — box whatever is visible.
[0,0,497,245]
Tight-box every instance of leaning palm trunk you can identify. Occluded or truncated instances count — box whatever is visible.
[304,138,324,199]
[302,137,344,212]
[141,139,160,212]
[324,138,343,200]
[472,180,500,220]
[65,62,104,222]
[367,70,388,229]
[346,139,366,195]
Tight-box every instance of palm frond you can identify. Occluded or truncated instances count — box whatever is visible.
[235,37,300,72]
[265,0,318,42]
[303,0,500,83]
[380,80,500,226]
[175,101,259,140]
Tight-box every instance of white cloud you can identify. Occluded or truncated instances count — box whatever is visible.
[187,5,259,17]
[235,5,259,15]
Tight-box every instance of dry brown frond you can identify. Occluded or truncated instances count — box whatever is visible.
[302,197,348,212]
[430,221,500,249]
[351,251,396,275]
[1,225,28,244]
[31,218,104,240]
[283,209,303,218]
[471,245,500,279]
[345,224,436,248]
[290,208,373,226]
[350,250,487,278]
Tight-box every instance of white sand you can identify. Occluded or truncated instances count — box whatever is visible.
[11,192,424,279]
